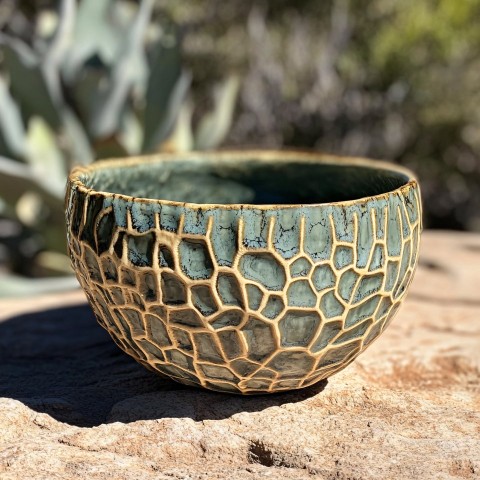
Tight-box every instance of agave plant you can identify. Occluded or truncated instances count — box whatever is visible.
[0,0,239,295]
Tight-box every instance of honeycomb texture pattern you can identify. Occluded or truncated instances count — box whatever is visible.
[66,180,421,394]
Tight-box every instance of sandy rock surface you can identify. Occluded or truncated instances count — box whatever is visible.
[1,231,479,480]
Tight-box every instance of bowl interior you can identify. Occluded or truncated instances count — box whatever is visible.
[79,154,411,205]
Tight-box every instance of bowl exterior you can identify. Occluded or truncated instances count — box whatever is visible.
[66,169,421,394]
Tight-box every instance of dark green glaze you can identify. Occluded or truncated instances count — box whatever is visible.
[83,156,409,205]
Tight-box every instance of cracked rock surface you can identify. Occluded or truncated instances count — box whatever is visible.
[1,231,479,480]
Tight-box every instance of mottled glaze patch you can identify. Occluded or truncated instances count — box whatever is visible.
[66,153,422,394]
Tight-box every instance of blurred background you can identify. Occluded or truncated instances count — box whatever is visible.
[0,0,479,296]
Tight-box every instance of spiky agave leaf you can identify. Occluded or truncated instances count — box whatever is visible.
[0,34,62,130]
[0,76,26,159]
[194,74,240,150]
[25,116,67,199]
[142,25,190,153]
[61,0,123,80]
[90,0,153,139]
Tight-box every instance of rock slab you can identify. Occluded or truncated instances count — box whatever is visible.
[0,231,479,479]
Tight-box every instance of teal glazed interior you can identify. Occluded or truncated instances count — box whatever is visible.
[67,152,422,394]
[81,155,411,205]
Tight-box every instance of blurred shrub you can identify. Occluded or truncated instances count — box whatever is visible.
[0,0,239,284]
[166,0,480,231]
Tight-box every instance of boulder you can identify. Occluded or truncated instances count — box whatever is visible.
[0,231,479,479]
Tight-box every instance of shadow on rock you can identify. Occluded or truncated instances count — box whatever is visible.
[0,304,327,427]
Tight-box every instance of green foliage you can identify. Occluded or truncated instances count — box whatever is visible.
[351,0,480,229]
[168,0,480,231]
[0,0,239,288]
[371,0,480,74]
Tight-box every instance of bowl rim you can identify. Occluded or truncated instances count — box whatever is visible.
[68,149,420,210]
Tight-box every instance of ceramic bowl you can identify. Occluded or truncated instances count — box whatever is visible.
[66,151,422,394]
